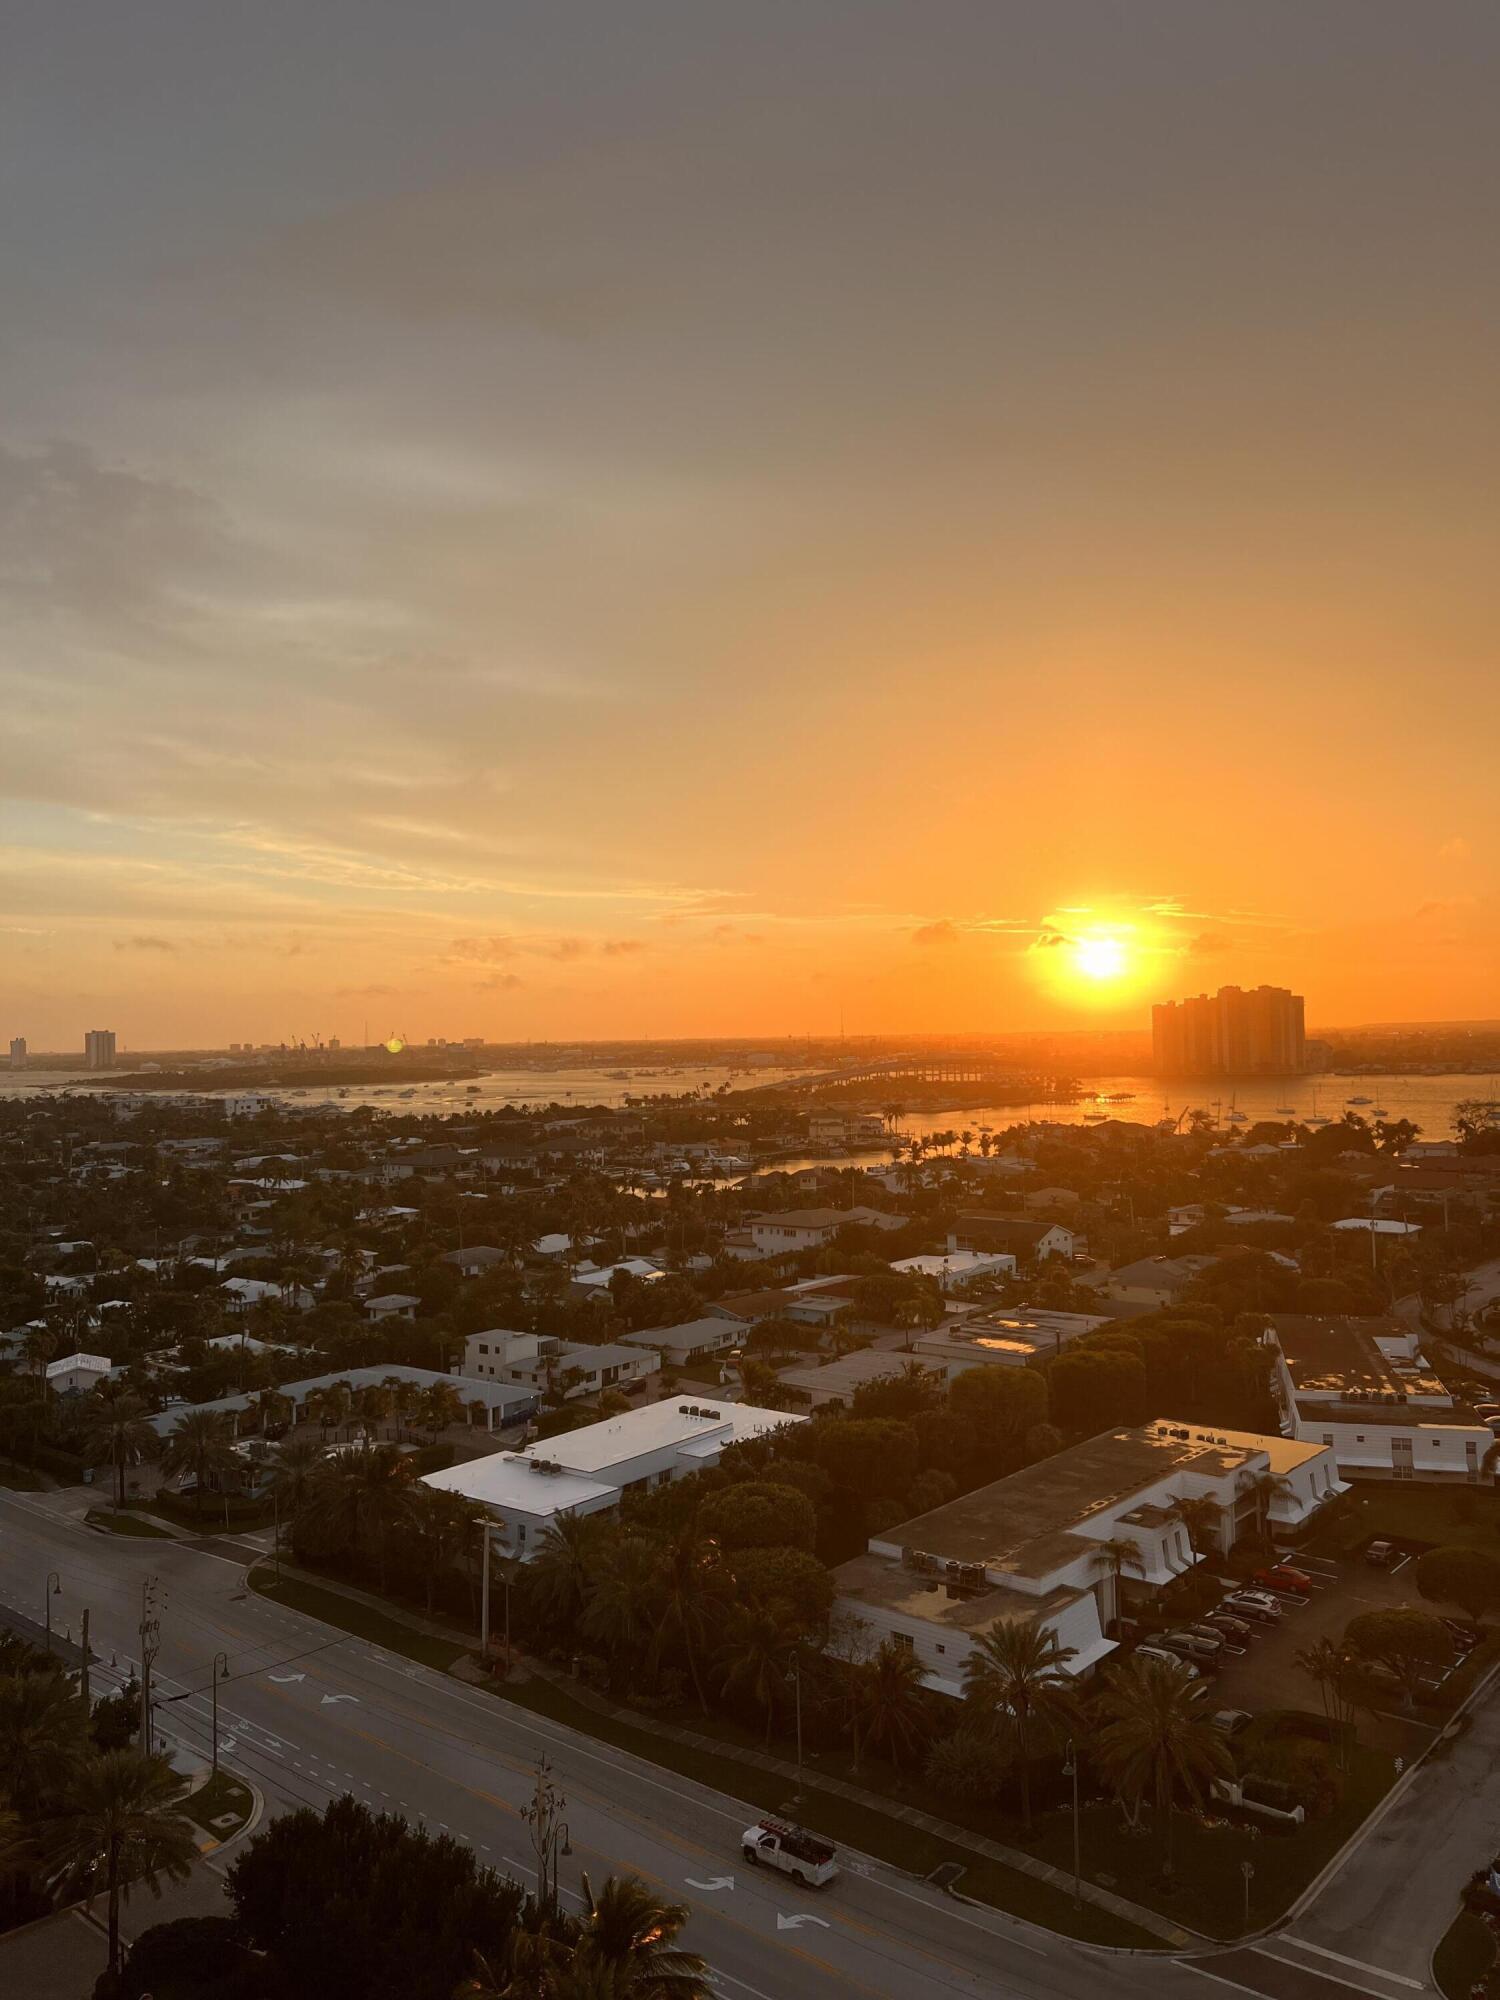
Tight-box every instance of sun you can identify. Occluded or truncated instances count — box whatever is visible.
[1072,935,1129,982]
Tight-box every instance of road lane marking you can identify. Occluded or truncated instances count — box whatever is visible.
[1275,1940,1423,1989]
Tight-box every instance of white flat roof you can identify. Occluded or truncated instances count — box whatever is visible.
[421,1454,614,1515]
[536,1398,803,1475]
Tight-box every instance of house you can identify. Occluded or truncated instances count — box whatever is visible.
[912,1307,1111,1374]
[1262,1315,1494,1484]
[421,1398,804,1559]
[748,1210,850,1255]
[947,1213,1075,1263]
[221,1276,315,1313]
[709,1279,858,1332]
[569,1258,664,1301]
[440,1246,514,1276]
[808,1112,888,1146]
[777,1350,945,1412]
[891,1251,1016,1293]
[1099,1255,1216,1309]
[830,1420,1341,1698]
[44,1352,111,1397]
[460,1330,658,1400]
[620,1317,743,1369]
[1022,1187,1082,1213]
[364,1293,422,1322]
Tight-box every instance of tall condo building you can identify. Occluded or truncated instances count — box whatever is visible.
[1152,985,1305,1076]
[8,1037,26,1070]
[84,1028,117,1071]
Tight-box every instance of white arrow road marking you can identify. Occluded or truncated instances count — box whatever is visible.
[320,1693,359,1706]
[776,1914,830,1931]
[217,1736,238,1755]
[268,1672,305,1684]
[686,1875,735,1892]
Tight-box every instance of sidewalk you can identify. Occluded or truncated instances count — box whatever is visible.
[261,1557,1190,1945]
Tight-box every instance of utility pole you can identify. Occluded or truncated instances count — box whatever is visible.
[211,1652,229,1776]
[44,1570,61,1654]
[139,1575,163,1754]
[79,1608,91,1724]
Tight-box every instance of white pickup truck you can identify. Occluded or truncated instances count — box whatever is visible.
[741,1819,839,1888]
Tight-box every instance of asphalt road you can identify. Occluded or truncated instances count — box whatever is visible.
[0,1491,1447,2000]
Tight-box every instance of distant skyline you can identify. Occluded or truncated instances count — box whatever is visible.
[2,3,1496,1047]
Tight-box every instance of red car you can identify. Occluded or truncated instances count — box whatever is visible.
[1253,1564,1312,1596]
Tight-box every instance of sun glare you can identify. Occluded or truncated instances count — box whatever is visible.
[1072,935,1128,981]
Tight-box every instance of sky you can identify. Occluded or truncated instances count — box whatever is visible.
[2,1,1496,1050]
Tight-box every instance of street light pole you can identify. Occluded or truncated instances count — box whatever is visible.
[789,1654,804,1808]
[480,1521,491,1661]
[1065,1737,1081,1909]
[212,1652,229,1776]
[44,1570,61,1655]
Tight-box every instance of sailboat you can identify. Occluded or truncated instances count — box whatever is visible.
[1225,1090,1248,1125]
[1305,1084,1331,1128]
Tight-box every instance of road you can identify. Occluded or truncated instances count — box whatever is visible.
[0,1491,1449,2000]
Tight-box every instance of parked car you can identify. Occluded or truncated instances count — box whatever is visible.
[1209,1708,1254,1738]
[1202,1611,1254,1645]
[1253,1564,1313,1596]
[1134,1644,1201,1679]
[1353,1658,1403,1694]
[1159,1629,1224,1664]
[1442,1618,1480,1653]
[742,1820,839,1887]
[1364,1540,1398,1568]
[1221,1591,1283,1623]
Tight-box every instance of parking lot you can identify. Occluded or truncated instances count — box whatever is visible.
[1180,1545,1463,1750]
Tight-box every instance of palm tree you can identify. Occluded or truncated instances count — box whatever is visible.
[78,1388,158,1507]
[961,1621,1078,1827]
[351,1382,390,1444]
[524,1515,610,1638]
[264,1432,326,1524]
[304,1442,416,1590]
[47,1749,198,1981]
[1089,1535,1144,1627]
[651,1525,730,1713]
[573,1872,714,1997]
[1092,1657,1232,1877]
[407,1486,484,1613]
[581,1537,662,1689]
[159,1408,240,1517]
[1294,1637,1358,1770]
[716,1605,796,1747]
[0,1668,83,1814]
[304,1384,347,1441]
[420,1379,465,1439]
[844,1641,929,1777]
[1172,1496,1222,1561]
[382,1374,420,1443]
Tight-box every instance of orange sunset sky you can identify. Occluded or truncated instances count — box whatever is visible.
[1,3,1496,1048]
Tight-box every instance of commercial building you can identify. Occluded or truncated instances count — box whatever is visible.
[911,1307,1110,1374]
[831,1420,1340,1698]
[1263,1314,1494,1483]
[8,1037,25,1070]
[84,1029,117,1071]
[421,1398,804,1558]
[1152,985,1305,1077]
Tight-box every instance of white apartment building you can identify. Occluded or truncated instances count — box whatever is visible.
[831,1419,1340,1698]
[44,1352,112,1397]
[1263,1314,1495,1484]
[460,1329,658,1401]
[421,1398,804,1559]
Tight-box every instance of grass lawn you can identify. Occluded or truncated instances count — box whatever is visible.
[85,1508,177,1538]
[0,1459,44,1492]
[1434,1908,1495,2000]
[1012,1731,1392,1940]
[184,1770,255,1844]
[1307,1486,1500,1561]
[498,1674,1156,1948]
[249,1571,466,1673]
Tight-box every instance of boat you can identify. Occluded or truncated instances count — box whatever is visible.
[1274,1104,1296,1116]
[1305,1085,1331,1128]
[1225,1092,1247,1125]
[1346,1094,1373,1107]
[466,1085,481,1094]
